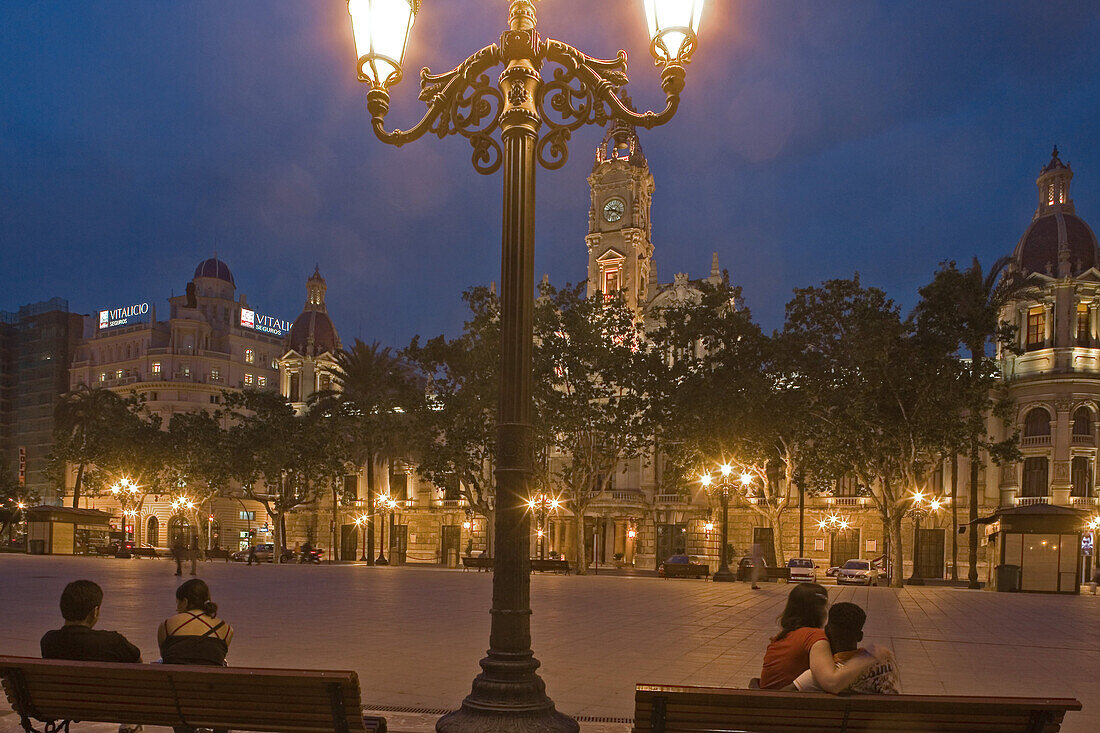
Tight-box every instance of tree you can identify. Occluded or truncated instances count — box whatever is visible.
[915,259,1025,588]
[164,408,235,548]
[51,384,133,507]
[317,340,418,564]
[785,277,970,587]
[0,459,38,544]
[404,286,500,555]
[533,283,652,575]
[222,390,347,563]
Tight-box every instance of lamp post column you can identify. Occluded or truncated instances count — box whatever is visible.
[714,488,735,582]
[908,513,924,585]
[438,3,574,731]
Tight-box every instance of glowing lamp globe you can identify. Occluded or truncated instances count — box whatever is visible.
[347,0,419,88]
[644,0,705,64]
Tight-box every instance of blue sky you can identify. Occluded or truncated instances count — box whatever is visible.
[2,1,1098,342]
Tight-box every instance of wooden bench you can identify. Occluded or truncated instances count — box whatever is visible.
[530,558,571,574]
[633,684,1081,733]
[660,562,709,579]
[462,555,493,571]
[0,655,386,733]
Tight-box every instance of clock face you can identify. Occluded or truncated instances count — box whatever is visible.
[603,198,625,223]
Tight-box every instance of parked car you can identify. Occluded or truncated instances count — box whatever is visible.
[836,559,880,586]
[825,565,841,578]
[787,557,817,583]
[231,544,294,563]
[658,554,709,578]
[736,555,768,582]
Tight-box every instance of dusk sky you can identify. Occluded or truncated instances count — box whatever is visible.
[2,1,1099,345]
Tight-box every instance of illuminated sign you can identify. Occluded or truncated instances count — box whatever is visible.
[240,308,290,337]
[98,302,150,329]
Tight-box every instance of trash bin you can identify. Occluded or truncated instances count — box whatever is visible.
[996,564,1021,592]
[28,539,46,555]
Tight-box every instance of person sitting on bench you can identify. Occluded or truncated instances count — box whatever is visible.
[790,602,901,694]
[759,583,888,692]
[41,580,143,733]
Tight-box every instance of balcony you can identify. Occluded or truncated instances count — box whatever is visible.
[1020,435,1052,447]
[590,489,647,512]
[1072,434,1095,446]
[1069,496,1098,507]
[655,492,690,505]
[825,496,871,508]
[1014,495,1050,507]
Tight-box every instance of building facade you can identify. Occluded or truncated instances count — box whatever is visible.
[0,298,84,503]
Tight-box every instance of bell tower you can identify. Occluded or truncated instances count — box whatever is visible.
[586,116,655,313]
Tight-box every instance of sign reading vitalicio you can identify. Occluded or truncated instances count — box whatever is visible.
[240,308,290,337]
[98,302,150,329]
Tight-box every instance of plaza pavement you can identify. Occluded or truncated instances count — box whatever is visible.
[1,554,1097,732]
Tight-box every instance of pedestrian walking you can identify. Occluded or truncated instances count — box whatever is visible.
[750,543,765,590]
[189,536,200,576]
[170,538,185,576]
[246,544,258,566]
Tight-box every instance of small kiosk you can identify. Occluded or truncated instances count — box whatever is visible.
[978,504,1086,594]
[25,506,112,555]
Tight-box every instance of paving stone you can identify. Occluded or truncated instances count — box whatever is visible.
[1,555,1097,732]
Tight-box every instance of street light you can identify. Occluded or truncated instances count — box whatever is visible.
[375,494,398,565]
[111,478,141,544]
[354,514,369,561]
[699,465,753,582]
[527,492,561,560]
[343,2,704,729]
[906,491,944,586]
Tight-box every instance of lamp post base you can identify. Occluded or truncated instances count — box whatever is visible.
[906,577,925,586]
[375,554,389,566]
[713,569,736,582]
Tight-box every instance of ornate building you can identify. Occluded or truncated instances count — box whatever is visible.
[279,267,341,411]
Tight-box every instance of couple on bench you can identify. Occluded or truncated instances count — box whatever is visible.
[759,582,900,694]
[40,578,235,733]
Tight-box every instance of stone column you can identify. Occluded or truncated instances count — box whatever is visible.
[614,520,626,557]
[1052,400,1074,504]
[1044,302,1054,346]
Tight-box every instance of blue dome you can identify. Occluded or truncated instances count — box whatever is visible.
[193,257,235,285]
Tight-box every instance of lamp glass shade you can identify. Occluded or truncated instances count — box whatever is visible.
[644,0,704,62]
[348,0,418,87]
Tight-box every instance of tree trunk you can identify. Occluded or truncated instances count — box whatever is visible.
[888,514,905,588]
[365,452,376,566]
[72,462,85,508]
[331,482,339,563]
[771,511,787,566]
[968,442,981,588]
[272,509,284,565]
[950,453,959,581]
[572,508,587,576]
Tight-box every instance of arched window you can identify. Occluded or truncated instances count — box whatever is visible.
[147,516,159,547]
[168,516,194,547]
[1021,457,1049,497]
[1023,408,1051,437]
[1073,407,1092,436]
[1072,457,1092,497]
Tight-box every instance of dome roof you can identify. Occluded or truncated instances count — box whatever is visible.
[1013,211,1099,277]
[193,257,235,285]
[288,310,338,357]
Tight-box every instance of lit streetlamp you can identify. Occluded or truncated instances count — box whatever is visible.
[342,2,704,729]
[375,494,398,565]
[906,491,944,586]
[526,492,561,560]
[110,477,141,544]
[354,514,369,561]
[699,465,753,582]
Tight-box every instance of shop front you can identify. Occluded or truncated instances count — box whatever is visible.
[25,506,112,555]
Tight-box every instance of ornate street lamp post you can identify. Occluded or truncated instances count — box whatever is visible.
[110,478,142,545]
[375,494,398,565]
[355,514,369,561]
[527,492,560,560]
[906,491,943,586]
[699,465,753,582]
[342,2,705,729]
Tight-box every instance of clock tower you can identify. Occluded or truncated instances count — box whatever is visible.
[586,118,655,313]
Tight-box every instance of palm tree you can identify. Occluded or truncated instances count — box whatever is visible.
[53,384,127,508]
[917,256,1031,588]
[322,340,417,565]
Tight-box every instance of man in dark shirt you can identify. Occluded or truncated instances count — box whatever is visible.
[41,579,141,663]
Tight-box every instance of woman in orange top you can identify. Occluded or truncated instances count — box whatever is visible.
[759,583,886,691]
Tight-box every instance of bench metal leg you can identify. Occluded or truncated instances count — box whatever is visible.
[1026,710,1052,733]
[328,682,350,733]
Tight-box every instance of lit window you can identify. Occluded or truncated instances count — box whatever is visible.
[211,368,220,381]
[182,365,191,377]
[245,348,255,364]
[603,267,620,297]
[239,510,255,521]
[1026,307,1045,350]
[1078,303,1090,346]
[116,370,124,379]
[1048,182,1056,206]
[152,362,161,375]
[99,372,107,382]
[258,376,267,388]
[245,373,254,385]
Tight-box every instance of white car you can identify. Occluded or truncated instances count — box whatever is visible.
[787,557,817,583]
[836,559,880,586]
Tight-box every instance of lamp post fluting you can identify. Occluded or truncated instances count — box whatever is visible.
[906,492,943,586]
[343,1,703,729]
[700,465,752,582]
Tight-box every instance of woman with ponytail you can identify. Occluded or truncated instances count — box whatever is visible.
[158,579,234,733]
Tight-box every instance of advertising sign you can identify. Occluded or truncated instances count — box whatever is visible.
[18,446,25,486]
[240,308,290,337]
[98,302,150,329]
